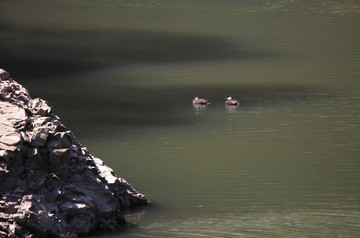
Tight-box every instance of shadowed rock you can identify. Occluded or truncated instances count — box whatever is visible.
[0,69,147,237]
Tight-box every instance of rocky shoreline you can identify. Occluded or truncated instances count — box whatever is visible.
[0,69,148,237]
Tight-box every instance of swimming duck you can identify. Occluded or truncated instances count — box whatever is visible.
[225,97,240,105]
[192,97,209,105]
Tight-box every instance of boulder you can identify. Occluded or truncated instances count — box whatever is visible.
[0,69,148,237]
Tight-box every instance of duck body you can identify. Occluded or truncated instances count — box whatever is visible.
[225,97,240,105]
[192,97,209,105]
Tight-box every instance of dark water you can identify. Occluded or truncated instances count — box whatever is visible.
[1,0,360,237]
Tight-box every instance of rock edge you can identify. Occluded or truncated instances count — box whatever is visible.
[0,69,148,237]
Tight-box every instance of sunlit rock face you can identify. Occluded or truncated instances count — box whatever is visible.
[0,69,147,237]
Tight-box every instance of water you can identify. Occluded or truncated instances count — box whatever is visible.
[1,0,360,237]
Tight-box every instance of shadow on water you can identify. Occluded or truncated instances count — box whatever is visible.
[0,23,325,138]
[41,83,325,138]
[0,23,272,80]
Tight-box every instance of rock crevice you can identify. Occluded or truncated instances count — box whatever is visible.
[0,69,147,237]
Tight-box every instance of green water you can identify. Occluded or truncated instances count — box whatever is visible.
[1,0,360,237]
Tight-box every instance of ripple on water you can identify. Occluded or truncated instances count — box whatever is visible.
[119,209,360,237]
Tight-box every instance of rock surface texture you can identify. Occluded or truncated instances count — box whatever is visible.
[0,69,147,237]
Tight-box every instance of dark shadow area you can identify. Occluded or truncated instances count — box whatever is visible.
[0,23,273,80]
[0,23,325,139]
[39,82,327,139]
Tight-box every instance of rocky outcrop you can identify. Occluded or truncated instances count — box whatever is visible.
[0,69,147,237]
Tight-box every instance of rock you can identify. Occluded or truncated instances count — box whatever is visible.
[0,69,10,80]
[28,98,52,116]
[0,101,28,130]
[0,69,148,237]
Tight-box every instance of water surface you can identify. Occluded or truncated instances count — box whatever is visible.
[1,0,360,237]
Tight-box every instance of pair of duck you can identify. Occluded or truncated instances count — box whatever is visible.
[192,97,240,105]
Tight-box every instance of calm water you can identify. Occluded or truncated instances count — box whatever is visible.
[1,0,360,237]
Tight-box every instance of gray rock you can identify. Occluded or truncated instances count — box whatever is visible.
[28,98,52,116]
[0,69,148,237]
[0,69,10,80]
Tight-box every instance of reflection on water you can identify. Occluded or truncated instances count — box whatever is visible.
[122,206,148,225]
[192,104,208,114]
[225,104,240,114]
[1,0,360,237]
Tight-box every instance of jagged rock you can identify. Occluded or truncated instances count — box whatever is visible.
[0,69,148,237]
[28,98,52,116]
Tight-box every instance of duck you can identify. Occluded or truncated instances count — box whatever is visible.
[192,97,209,105]
[225,96,240,105]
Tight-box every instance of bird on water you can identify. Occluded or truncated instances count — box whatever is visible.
[225,97,240,105]
[192,97,209,105]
